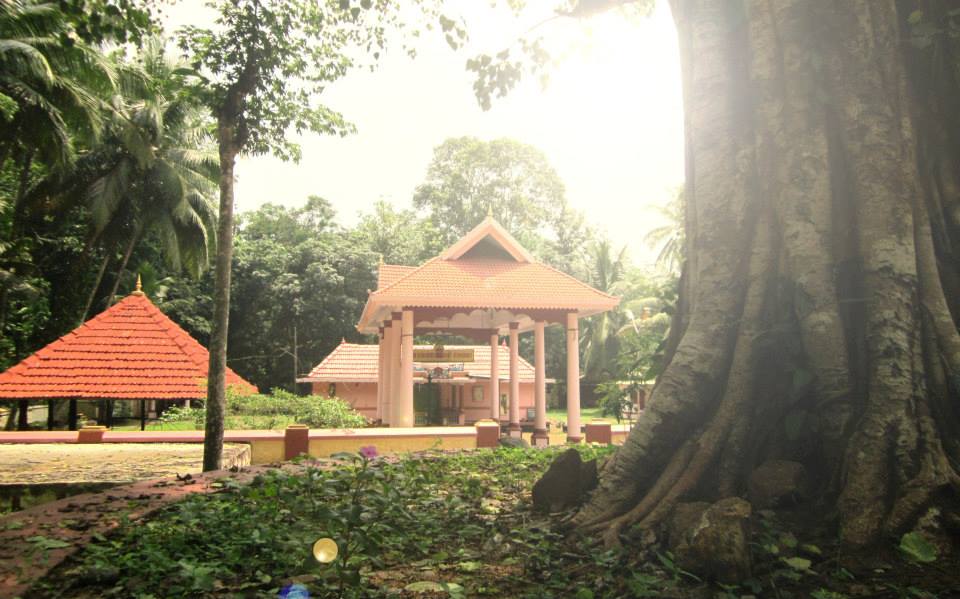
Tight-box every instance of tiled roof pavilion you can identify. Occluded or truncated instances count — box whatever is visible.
[0,288,255,401]
[360,216,619,443]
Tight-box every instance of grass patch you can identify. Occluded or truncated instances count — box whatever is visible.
[545,406,604,424]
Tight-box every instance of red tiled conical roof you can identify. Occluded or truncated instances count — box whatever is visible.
[0,292,256,400]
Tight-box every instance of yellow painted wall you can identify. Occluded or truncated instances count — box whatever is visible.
[246,439,285,464]
[307,434,475,457]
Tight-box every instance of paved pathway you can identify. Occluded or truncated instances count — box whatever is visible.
[0,443,249,486]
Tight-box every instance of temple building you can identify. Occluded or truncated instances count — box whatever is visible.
[0,281,256,430]
[299,340,553,425]
[352,216,619,444]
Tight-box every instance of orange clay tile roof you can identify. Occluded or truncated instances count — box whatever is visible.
[377,264,416,290]
[358,217,619,333]
[0,292,256,400]
[299,342,539,383]
[369,258,619,311]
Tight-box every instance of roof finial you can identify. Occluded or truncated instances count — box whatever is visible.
[132,274,144,296]
[487,204,494,218]
[378,253,384,265]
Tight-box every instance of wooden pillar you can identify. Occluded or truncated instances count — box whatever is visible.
[489,331,500,423]
[398,309,414,427]
[508,323,521,437]
[532,321,548,446]
[566,312,582,443]
[376,326,385,423]
[17,400,28,430]
[68,399,78,431]
[47,400,54,430]
[140,399,146,431]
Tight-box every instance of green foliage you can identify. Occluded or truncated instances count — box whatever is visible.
[159,389,367,430]
[898,531,938,564]
[227,198,377,391]
[413,137,586,258]
[44,445,617,598]
[177,0,445,162]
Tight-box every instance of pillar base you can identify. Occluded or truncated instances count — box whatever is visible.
[78,425,107,444]
[566,435,583,444]
[532,428,549,447]
[284,424,310,460]
[508,423,522,438]
[476,419,501,448]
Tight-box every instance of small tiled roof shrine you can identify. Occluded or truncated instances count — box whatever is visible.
[0,290,255,400]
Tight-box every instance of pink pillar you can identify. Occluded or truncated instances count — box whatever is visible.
[566,312,582,443]
[508,322,521,437]
[382,320,394,425]
[389,313,402,425]
[532,320,548,447]
[398,309,415,427]
[376,326,385,423]
[489,331,500,423]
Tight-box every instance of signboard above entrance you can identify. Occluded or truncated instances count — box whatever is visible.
[414,347,475,363]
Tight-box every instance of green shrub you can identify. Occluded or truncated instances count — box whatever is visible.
[153,390,367,430]
[158,406,206,428]
[226,389,367,429]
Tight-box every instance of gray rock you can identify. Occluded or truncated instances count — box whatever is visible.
[666,501,710,552]
[498,436,529,448]
[531,449,596,512]
[748,460,807,508]
[671,497,752,583]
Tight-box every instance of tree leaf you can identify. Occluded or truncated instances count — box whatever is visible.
[898,532,938,563]
[782,557,811,571]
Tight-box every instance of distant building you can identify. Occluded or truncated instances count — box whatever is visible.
[299,341,553,425]
[350,216,618,443]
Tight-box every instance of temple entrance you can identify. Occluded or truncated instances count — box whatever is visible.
[414,383,441,425]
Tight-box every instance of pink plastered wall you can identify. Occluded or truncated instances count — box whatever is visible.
[311,380,535,424]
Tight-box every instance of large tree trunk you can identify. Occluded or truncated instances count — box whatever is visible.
[575,0,960,548]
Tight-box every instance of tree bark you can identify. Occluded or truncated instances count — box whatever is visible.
[104,226,142,308]
[202,123,239,472]
[79,250,112,324]
[576,0,960,549]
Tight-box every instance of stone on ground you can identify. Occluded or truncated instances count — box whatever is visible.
[668,497,752,583]
[531,449,598,512]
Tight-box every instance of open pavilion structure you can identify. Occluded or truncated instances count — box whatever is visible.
[357,216,619,444]
[0,281,255,431]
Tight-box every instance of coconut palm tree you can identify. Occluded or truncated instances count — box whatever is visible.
[644,188,684,275]
[79,42,218,317]
[580,240,631,384]
[13,38,219,320]
[0,0,121,186]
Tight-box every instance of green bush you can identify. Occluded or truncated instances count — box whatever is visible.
[225,389,367,429]
[155,390,367,430]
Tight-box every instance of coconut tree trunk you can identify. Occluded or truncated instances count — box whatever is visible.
[79,250,112,324]
[575,0,960,548]
[104,225,143,307]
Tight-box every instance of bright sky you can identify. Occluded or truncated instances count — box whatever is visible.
[164,1,684,266]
